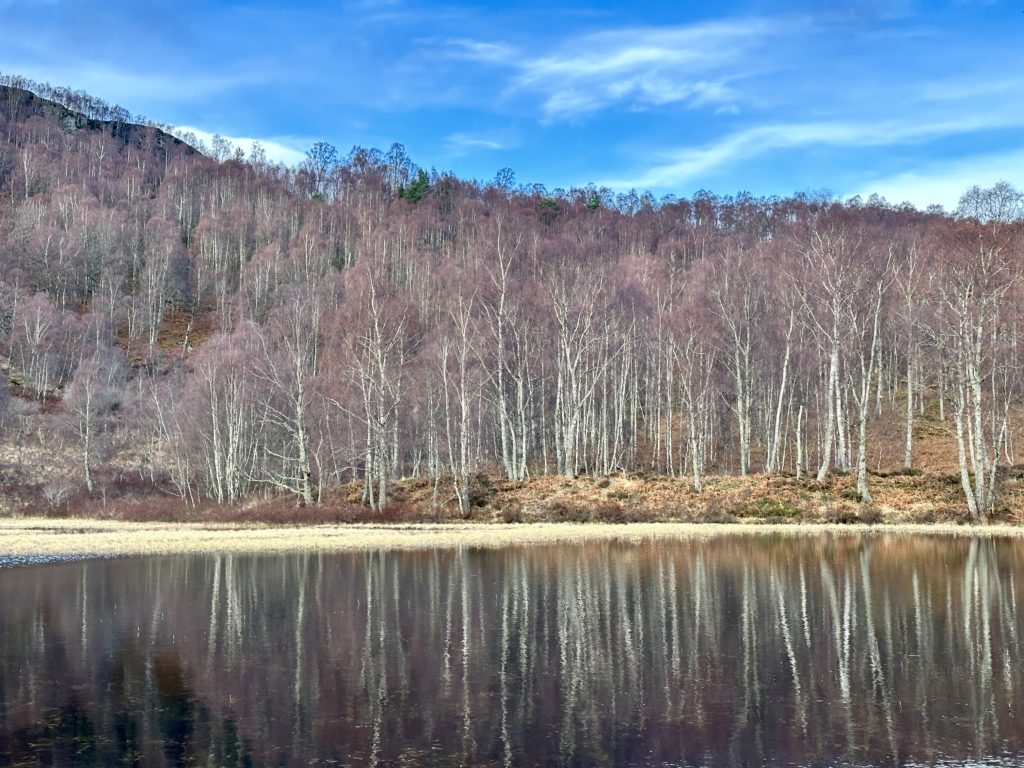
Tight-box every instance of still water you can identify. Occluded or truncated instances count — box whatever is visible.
[1,534,1022,766]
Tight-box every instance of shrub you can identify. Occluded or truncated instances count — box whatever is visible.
[42,480,74,510]
[699,495,739,523]
[590,501,650,523]
[543,499,591,522]
[468,474,495,508]
[701,510,739,524]
[871,467,923,478]
[858,506,883,525]
[114,497,195,522]
[825,505,860,525]
[383,483,409,503]
[501,500,524,524]
[738,497,802,520]
[369,501,425,523]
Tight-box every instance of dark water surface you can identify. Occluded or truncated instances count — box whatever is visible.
[1,534,1023,766]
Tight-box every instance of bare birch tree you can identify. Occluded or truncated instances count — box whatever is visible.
[938,183,1023,518]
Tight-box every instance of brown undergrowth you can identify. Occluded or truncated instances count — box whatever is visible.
[3,394,1023,525]
[4,467,1021,526]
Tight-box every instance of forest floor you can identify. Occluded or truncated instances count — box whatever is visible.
[1,466,1024,530]
[322,464,1024,527]
[2,518,1023,561]
[3,392,1024,529]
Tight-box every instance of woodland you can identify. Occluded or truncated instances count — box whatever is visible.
[0,73,1022,522]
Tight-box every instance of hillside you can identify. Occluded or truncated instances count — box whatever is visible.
[0,77,1021,524]
[0,83,196,161]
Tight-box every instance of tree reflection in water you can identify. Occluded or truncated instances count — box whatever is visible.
[1,534,1023,766]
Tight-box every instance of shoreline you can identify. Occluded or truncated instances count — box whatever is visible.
[8,470,1024,531]
[2,518,1023,562]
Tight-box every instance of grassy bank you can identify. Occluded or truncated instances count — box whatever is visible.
[6,463,1024,560]
[9,467,1024,527]
[2,518,1024,561]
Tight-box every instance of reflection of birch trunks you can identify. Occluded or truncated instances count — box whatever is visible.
[5,536,1024,764]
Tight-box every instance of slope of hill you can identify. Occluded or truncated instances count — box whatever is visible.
[0,83,196,161]
[0,76,1020,525]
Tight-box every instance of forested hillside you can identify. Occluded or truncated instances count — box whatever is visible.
[0,75,1022,521]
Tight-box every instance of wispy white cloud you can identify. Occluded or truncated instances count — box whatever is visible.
[173,125,308,166]
[600,110,1024,190]
[443,131,515,156]
[914,74,1024,104]
[6,0,1021,202]
[445,19,786,121]
[443,39,517,64]
[521,20,782,120]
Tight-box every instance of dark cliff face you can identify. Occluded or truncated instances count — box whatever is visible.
[0,84,197,160]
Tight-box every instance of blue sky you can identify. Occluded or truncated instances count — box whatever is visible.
[1,0,1021,208]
